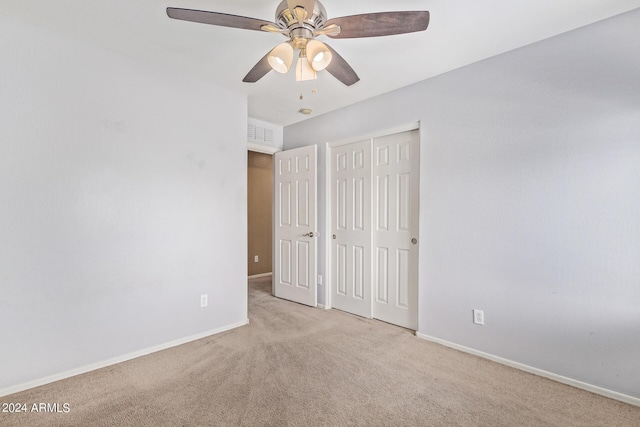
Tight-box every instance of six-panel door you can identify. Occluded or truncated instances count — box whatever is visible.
[273,145,317,307]
[331,139,372,318]
[373,130,419,330]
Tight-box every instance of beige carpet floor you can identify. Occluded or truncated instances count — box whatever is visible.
[1,276,639,426]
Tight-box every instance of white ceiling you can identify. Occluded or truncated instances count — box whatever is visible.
[3,1,640,126]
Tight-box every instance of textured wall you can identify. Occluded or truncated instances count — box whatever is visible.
[0,16,248,392]
[284,10,640,399]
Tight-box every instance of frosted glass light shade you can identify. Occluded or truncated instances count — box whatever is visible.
[268,43,294,74]
[306,40,332,71]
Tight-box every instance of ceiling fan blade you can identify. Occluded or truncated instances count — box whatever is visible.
[243,51,273,83]
[323,44,359,86]
[167,8,278,32]
[325,11,430,39]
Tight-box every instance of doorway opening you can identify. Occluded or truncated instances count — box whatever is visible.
[247,151,274,278]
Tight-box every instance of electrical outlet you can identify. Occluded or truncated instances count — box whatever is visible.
[473,309,484,325]
[201,294,208,308]
[254,255,259,263]
[317,275,323,285]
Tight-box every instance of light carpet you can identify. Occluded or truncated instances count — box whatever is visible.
[1,276,638,426]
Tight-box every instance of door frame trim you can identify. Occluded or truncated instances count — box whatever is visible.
[324,121,421,311]
[248,143,281,155]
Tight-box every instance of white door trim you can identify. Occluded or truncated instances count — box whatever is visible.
[324,122,420,312]
[328,122,420,148]
[248,143,281,154]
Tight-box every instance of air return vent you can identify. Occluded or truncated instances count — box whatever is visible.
[247,118,283,152]
[248,123,275,146]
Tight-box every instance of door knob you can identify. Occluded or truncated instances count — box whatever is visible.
[332,234,336,240]
[411,238,418,244]
[303,232,315,238]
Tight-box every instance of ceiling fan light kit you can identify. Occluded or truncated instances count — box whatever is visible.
[306,40,332,71]
[166,1,430,86]
[268,42,295,73]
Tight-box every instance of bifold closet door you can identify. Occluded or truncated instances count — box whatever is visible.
[330,139,372,318]
[373,130,419,330]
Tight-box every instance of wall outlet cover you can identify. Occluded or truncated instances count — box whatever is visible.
[201,294,208,308]
[473,309,485,325]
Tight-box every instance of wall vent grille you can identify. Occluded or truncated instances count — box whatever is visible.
[248,123,274,146]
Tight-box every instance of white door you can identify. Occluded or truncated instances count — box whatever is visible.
[330,139,372,318]
[273,145,317,307]
[373,130,419,329]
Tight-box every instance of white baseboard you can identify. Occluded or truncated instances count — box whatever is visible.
[248,272,272,279]
[415,332,640,407]
[317,304,331,310]
[0,319,249,398]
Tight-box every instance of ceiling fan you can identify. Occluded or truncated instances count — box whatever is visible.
[166,0,430,86]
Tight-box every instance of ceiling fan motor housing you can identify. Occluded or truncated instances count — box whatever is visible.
[290,28,314,48]
[275,0,327,35]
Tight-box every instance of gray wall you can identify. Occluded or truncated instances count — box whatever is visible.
[284,9,640,398]
[0,16,248,392]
